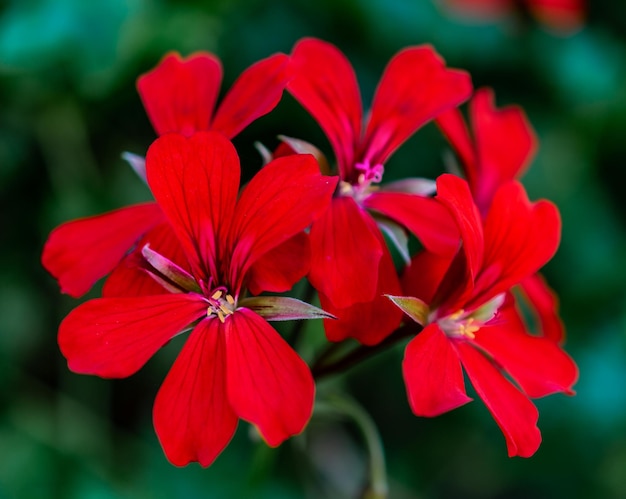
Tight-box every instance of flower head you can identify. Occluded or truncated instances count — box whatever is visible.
[42,50,290,298]
[283,38,472,344]
[57,131,337,466]
[389,174,578,457]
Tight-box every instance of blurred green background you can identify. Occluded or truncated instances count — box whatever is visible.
[2,0,626,497]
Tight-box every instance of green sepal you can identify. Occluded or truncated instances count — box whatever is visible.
[239,296,336,321]
[385,295,429,326]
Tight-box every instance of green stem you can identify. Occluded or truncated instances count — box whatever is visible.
[312,323,419,380]
[285,281,317,348]
[318,395,388,499]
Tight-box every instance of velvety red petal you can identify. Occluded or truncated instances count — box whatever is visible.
[288,38,362,178]
[137,52,222,136]
[528,0,584,32]
[436,105,477,186]
[456,341,541,458]
[363,46,472,166]
[320,226,402,346]
[403,324,472,417]
[146,132,240,283]
[401,250,454,304]
[517,273,565,343]
[246,232,310,296]
[212,54,289,138]
[225,309,314,446]
[228,154,336,292]
[103,222,189,297]
[308,196,382,309]
[474,181,561,306]
[473,306,578,398]
[364,191,459,256]
[153,319,238,467]
[42,203,162,297]
[58,294,207,378]
[435,174,484,277]
[471,88,537,212]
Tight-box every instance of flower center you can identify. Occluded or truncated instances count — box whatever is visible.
[438,310,480,340]
[206,288,236,323]
[436,294,506,341]
[339,160,384,203]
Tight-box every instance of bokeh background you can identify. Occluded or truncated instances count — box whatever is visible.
[1,0,626,497]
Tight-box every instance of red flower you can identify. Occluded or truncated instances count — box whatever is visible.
[42,50,290,297]
[437,88,564,342]
[57,131,337,466]
[390,174,577,457]
[441,0,585,33]
[287,38,472,345]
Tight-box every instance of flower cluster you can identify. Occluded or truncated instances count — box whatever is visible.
[42,37,577,467]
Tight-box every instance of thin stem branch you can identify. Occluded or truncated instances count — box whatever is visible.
[312,323,420,380]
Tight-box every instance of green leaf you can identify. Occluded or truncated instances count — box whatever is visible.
[239,296,336,321]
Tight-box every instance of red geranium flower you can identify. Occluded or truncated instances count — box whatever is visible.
[57,131,337,466]
[437,88,564,342]
[287,37,472,345]
[389,174,578,457]
[42,50,290,297]
[441,0,585,33]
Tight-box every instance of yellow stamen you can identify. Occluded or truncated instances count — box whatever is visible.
[217,310,226,323]
[207,308,213,317]
[211,290,223,300]
[219,303,232,315]
[226,294,235,305]
[449,309,465,321]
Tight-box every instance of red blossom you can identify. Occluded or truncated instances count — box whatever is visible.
[392,174,577,457]
[42,50,290,297]
[441,0,585,33]
[437,88,564,342]
[287,38,472,343]
[58,132,337,466]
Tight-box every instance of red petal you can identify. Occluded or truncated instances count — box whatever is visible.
[474,181,561,306]
[137,52,222,136]
[246,232,311,296]
[146,132,240,283]
[474,306,578,398]
[456,341,541,458]
[403,324,472,416]
[436,105,477,186]
[517,273,565,343]
[320,229,403,346]
[470,88,537,212]
[153,319,238,467]
[212,54,289,138]
[42,203,162,297]
[225,309,314,446]
[364,191,459,256]
[363,46,472,166]
[435,174,484,278]
[288,38,362,178]
[103,222,189,297]
[58,294,207,378]
[308,196,382,309]
[401,250,454,304]
[228,154,337,292]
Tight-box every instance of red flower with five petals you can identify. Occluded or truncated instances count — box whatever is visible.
[287,37,472,345]
[57,131,337,466]
[437,88,564,342]
[43,50,290,297]
[390,174,578,457]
